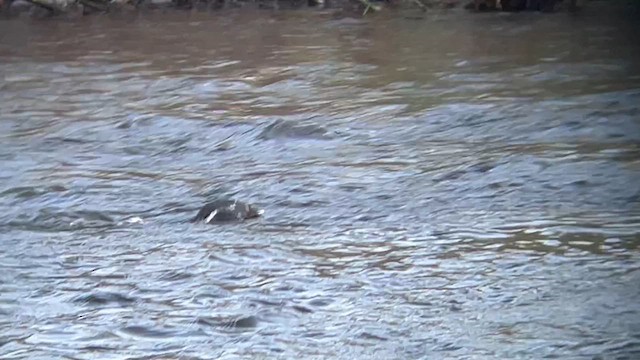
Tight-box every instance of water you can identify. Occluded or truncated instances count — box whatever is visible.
[1,5,640,359]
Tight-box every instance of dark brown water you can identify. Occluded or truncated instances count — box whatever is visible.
[1,5,640,360]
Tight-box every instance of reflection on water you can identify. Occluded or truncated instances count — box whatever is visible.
[1,6,640,360]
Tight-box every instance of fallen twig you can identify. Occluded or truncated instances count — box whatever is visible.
[355,0,380,14]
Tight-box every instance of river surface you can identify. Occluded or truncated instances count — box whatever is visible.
[1,5,640,360]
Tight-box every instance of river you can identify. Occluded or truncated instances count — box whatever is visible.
[1,5,639,360]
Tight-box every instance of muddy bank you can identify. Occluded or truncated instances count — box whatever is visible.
[0,0,601,20]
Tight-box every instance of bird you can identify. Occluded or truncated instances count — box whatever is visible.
[191,199,263,224]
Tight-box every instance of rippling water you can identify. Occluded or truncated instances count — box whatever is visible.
[1,6,640,360]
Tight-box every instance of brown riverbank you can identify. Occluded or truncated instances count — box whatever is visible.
[0,0,603,20]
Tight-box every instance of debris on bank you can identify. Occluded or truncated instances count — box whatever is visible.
[0,0,585,18]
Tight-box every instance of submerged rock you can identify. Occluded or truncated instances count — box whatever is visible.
[257,119,332,141]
